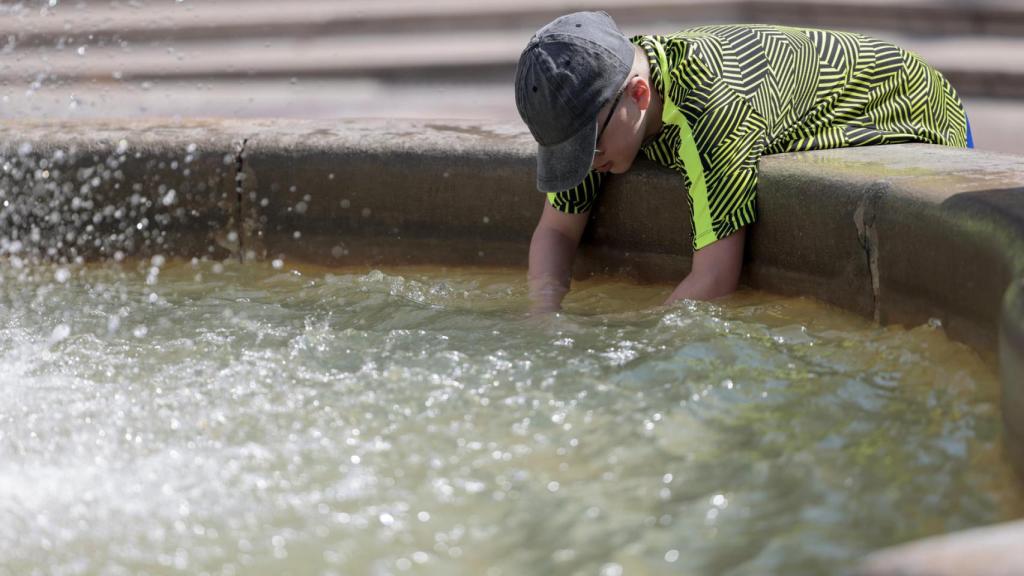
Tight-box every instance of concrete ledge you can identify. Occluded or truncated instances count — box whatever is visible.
[757,145,1024,353]
[854,519,1024,576]
[1,118,1022,574]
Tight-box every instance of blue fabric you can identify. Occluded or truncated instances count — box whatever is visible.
[966,116,974,149]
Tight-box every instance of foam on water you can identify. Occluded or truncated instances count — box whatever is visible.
[0,258,1020,576]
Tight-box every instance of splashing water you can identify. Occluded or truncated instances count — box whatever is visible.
[0,259,1020,575]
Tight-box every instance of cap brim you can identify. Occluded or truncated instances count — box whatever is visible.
[536,119,597,192]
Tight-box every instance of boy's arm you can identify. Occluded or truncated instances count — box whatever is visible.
[528,200,590,313]
[664,226,746,304]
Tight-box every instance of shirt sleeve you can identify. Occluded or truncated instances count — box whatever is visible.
[696,95,764,247]
[545,170,605,214]
[686,88,766,250]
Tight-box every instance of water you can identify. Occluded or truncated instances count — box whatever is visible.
[0,258,1020,576]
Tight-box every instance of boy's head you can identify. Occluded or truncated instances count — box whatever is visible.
[515,11,655,192]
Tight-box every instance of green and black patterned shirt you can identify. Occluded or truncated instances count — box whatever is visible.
[547,25,969,250]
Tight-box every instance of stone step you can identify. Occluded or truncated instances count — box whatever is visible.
[3,25,1023,98]
[3,78,1020,156]
[4,0,1023,49]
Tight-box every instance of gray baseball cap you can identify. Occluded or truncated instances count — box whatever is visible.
[514,11,635,192]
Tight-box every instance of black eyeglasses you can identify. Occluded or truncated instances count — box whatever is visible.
[594,75,636,155]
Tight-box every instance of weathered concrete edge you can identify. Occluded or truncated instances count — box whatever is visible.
[852,519,1024,576]
[1,118,1023,575]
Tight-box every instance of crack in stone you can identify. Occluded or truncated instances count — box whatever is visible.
[854,185,885,323]
[233,138,248,263]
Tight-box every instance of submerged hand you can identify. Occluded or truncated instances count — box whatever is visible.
[527,274,568,316]
[665,227,746,304]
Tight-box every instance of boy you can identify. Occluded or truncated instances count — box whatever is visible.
[514,11,971,313]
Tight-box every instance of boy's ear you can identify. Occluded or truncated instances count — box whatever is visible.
[631,77,653,111]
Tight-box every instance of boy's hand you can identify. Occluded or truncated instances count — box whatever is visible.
[664,227,746,304]
[528,273,568,314]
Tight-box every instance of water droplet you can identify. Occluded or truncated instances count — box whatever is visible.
[271,259,284,270]
[54,267,70,283]
[76,46,86,56]
[600,563,623,576]
[49,323,71,344]
[553,549,576,562]
[161,189,176,206]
